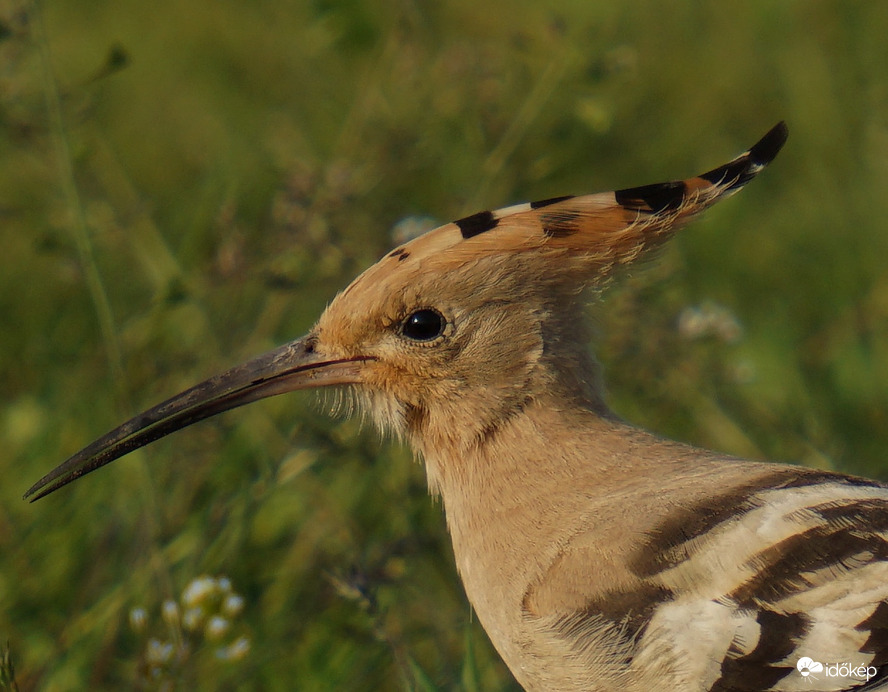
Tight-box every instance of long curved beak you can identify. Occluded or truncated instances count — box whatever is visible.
[25,336,371,502]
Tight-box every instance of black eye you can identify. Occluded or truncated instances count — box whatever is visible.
[401,309,446,341]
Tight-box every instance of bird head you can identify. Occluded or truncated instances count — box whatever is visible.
[25,122,787,501]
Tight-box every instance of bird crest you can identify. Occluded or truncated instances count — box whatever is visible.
[352,121,788,290]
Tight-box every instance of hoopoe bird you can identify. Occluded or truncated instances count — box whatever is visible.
[26,122,888,691]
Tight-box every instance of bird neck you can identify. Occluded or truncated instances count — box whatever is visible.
[414,397,658,662]
[417,390,640,543]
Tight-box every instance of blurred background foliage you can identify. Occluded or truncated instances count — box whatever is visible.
[1,0,887,689]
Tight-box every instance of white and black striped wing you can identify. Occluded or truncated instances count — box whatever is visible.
[639,471,888,691]
[551,469,888,691]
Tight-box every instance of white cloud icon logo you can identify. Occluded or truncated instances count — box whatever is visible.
[797,657,824,677]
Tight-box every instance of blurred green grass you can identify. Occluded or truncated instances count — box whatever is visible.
[2,0,887,689]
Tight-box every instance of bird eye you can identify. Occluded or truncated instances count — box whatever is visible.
[401,309,446,342]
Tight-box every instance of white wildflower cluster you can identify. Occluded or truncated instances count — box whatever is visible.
[178,574,247,658]
[215,636,251,661]
[390,216,439,244]
[677,301,743,343]
[128,574,251,687]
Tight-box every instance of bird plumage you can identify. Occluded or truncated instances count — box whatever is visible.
[27,122,888,690]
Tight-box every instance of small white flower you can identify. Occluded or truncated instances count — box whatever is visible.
[129,607,147,633]
[216,636,250,661]
[161,599,180,626]
[145,638,174,665]
[222,594,244,617]
[217,576,232,593]
[182,607,205,631]
[391,216,438,244]
[205,616,231,641]
[677,302,743,343]
[182,576,215,607]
